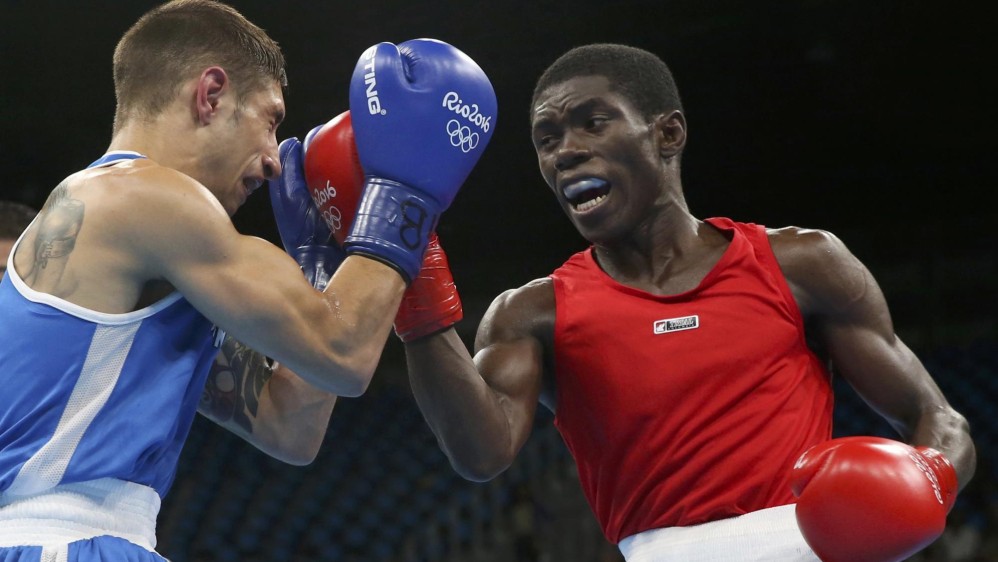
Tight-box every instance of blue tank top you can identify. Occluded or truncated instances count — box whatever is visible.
[0,153,220,499]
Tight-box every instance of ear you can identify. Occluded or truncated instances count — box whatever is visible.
[195,67,229,125]
[654,110,687,159]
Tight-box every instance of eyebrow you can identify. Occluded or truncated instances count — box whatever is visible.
[531,115,553,130]
[572,98,605,115]
[532,98,606,129]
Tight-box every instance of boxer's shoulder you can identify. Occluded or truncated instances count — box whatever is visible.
[74,160,230,250]
[94,159,219,207]
[15,159,235,306]
[767,226,871,317]
[55,158,220,223]
[476,277,554,348]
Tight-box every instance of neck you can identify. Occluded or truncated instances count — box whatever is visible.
[591,171,731,296]
[594,205,702,280]
[107,111,198,176]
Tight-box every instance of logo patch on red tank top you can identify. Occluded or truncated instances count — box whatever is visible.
[653,315,699,334]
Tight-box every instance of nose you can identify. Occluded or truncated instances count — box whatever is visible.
[553,133,590,172]
[263,144,281,180]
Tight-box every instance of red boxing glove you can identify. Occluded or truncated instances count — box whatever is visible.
[790,436,958,562]
[394,233,463,342]
[303,111,364,244]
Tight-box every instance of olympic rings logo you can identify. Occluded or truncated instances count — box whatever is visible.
[446,119,479,153]
[312,182,344,232]
[322,206,343,233]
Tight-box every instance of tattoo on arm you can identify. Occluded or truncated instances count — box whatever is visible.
[200,336,273,434]
[23,183,85,290]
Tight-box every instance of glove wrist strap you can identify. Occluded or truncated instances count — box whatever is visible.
[914,446,958,512]
[344,179,441,284]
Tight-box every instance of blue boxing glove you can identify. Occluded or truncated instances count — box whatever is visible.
[270,133,346,292]
[346,38,497,283]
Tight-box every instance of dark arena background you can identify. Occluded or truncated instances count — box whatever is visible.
[1,1,994,560]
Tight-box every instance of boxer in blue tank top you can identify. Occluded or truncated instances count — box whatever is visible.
[0,0,492,557]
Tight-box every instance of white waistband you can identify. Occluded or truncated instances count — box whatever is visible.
[618,504,819,562]
[0,478,160,551]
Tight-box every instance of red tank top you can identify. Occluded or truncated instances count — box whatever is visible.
[550,217,833,543]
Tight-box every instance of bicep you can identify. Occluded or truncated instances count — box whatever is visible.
[471,286,550,448]
[473,337,545,440]
[159,223,317,340]
[142,195,333,375]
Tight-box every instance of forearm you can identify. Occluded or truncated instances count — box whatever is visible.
[822,325,976,489]
[200,338,336,465]
[257,363,337,465]
[910,406,976,490]
[283,256,406,396]
[406,330,518,481]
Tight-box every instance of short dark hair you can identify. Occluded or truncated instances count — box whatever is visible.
[112,0,287,131]
[0,201,38,239]
[532,43,683,120]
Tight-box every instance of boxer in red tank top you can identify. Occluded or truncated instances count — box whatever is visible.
[398,44,975,562]
[550,217,834,542]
